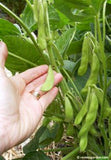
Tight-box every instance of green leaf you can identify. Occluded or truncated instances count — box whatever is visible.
[0,18,21,37]
[23,151,50,160]
[39,123,61,147]
[74,68,90,92]
[67,40,82,55]
[54,0,94,22]
[0,156,5,160]
[108,0,111,4]
[20,2,37,31]
[91,0,105,13]
[1,36,45,73]
[23,126,47,154]
[63,60,76,74]
[55,28,76,56]
[55,123,64,142]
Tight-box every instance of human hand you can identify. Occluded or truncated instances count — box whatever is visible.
[0,42,63,154]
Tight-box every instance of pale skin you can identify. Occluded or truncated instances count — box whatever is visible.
[0,42,63,154]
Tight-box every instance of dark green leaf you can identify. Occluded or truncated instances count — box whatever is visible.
[63,60,76,74]
[1,36,44,73]
[74,67,90,92]
[23,126,47,154]
[0,156,5,160]
[67,40,82,55]
[0,18,21,37]
[55,123,64,142]
[91,0,105,13]
[55,28,76,56]
[20,2,37,31]
[23,151,50,160]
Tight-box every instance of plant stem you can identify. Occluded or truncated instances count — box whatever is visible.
[96,11,108,155]
[61,147,80,160]
[62,67,83,103]
[106,18,111,31]
[96,14,107,124]
[103,1,107,45]
[25,0,33,10]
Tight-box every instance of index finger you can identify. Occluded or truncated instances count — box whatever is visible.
[19,65,48,84]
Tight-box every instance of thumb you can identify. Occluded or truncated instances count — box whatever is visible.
[0,41,8,76]
[0,41,8,67]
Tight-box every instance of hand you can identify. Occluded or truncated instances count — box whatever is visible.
[0,42,63,154]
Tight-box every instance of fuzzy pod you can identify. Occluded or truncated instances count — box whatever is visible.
[80,133,88,152]
[37,0,47,50]
[41,65,54,91]
[81,52,100,93]
[74,87,91,125]
[65,96,73,122]
[79,91,98,137]
[78,35,89,76]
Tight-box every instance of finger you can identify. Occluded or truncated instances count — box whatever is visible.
[19,65,48,84]
[26,72,63,95]
[39,87,58,112]
[0,42,8,76]
[25,71,56,92]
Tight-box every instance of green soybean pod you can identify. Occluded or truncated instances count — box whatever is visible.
[81,52,100,93]
[94,85,111,118]
[79,91,98,137]
[41,65,54,91]
[89,125,98,136]
[33,0,38,22]
[74,87,91,125]
[78,34,89,76]
[109,152,111,159]
[80,133,88,152]
[37,0,47,50]
[65,95,73,122]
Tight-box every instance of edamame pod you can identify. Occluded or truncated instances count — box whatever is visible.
[79,91,98,137]
[80,133,88,152]
[37,0,47,50]
[33,0,38,22]
[41,65,54,91]
[78,34,89,76]
[74,87,90,125]
[81,52,100,93]
[65,96,73,122]
[93,85,111,118]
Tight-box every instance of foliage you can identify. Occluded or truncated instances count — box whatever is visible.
[0,0,111,159]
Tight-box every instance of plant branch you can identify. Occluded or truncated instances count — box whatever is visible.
[61,147,80,160]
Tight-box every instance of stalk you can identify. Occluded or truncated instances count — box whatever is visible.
[25,0,33,10]
[43,0,71,95]
[96,14,107,124]
[96,7,108,154]
[61,147,80,160]
[62,67,83,103]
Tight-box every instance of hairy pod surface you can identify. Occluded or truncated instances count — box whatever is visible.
[79,91,98,137]
[41,65,54,91]
[65,96,73,122]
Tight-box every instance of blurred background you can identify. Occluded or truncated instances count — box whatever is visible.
[0,0,26,22]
